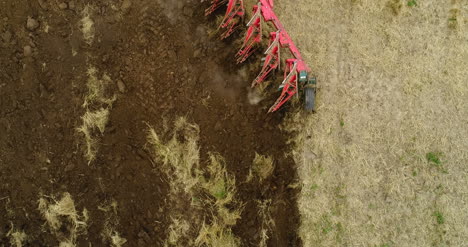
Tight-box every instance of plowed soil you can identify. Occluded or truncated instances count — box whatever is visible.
[0,0,301,246]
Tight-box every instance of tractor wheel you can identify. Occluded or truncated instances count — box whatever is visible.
[304,86,315,112]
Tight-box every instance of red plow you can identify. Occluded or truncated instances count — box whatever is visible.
[205,0,317,112]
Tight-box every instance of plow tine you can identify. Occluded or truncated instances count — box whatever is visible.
[235,3,262,63]
[219,0,245,39]
[246,2,262,27]
[237,45,258,64]
[220,22,240,40]
[268,61,298,113]
[280,61,298,92]
[205,0,229,16]
[251,31,280,87]
[268,87,296,113]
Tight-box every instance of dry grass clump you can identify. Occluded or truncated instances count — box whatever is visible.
[102,224,127,247]
[195,154,242,246]
[80,108,110,134]
[100,227,127,247]
[386,0,403,15]
[38,193,88,246]
[83,67,116,108]
[109,231,127,247]
[277,0,468,246]
[202,154,237,214]
[248,153,274,182]
[80,5,95,45]
[165,218,190,246]
[77,108,110,162]
[147,116,200,193]
[78,66,116,163]
[148,117,201,246]
[7,224,27,247]
[195,220,240,247]
[98,200,126,247]
[257,200,275,247]
[147,118,241,246]
[98,199,118,214]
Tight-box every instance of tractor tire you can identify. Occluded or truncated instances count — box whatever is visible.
[304,86,316,112]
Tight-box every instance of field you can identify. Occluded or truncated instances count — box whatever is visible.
[0,0,299,246]
[0,0,467,246]
[277,0,468,246]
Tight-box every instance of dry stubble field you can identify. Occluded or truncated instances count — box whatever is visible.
[277,0,468,246]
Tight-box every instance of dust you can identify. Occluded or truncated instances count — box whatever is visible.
[195,25,209,43]
[214,70,239,101]
[156,0,186,25]
[247,88,264,105]
[202,61,244,102]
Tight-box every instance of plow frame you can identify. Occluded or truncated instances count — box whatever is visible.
[206,0,316,112]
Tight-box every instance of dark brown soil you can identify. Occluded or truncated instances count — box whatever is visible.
[0,0,301,246]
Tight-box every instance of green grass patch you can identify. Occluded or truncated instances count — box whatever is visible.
[425,152,448,173]
[213,183,228,200]
[433,211,445,225]
[426,152,442,165]
[310,184,319,191]
[407,0,417,7]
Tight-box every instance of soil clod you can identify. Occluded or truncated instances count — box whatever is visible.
[117,80,126,93]
[26,17,39,31]
[38,0,48,9]
[23,45,32,57]
[1,31,12,43]
[58,2,68,10]
[121,0,132,12]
